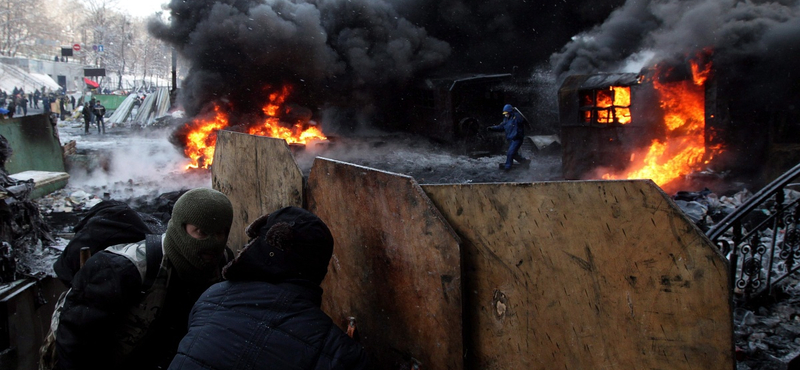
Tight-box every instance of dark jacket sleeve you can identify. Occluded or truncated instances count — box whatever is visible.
[493,114,523,140]
[488,121,505,132]
[55,251,143,370]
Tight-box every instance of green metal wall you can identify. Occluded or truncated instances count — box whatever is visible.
[0,115,65,174]
[91,94,127,110]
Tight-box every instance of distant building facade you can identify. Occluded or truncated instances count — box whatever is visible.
[0,57,90,92]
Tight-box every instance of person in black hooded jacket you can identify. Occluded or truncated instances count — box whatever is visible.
[168,206,369,370]
[50,188,235,370]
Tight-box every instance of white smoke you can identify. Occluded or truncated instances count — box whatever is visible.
[61,128,211,200]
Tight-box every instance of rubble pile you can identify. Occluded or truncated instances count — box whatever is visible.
[735,283,800,369]
[106,87,173,127]
[672,187,800,369]
[0,136,60,281]
[673,188,758,232]
[36,184,186,237]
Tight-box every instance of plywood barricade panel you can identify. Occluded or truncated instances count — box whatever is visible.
[211,131,304,252]
[422,181,733,370]
[307,158,464,370]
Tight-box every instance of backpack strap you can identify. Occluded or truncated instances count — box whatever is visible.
[143,234,164,289]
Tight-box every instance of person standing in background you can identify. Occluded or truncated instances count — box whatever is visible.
[93,100,106,134]
[82,103,92,135]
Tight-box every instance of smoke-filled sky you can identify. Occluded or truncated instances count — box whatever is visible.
[551,0,800,106]
[148,0,799,124]
[148,0,452,119]
[147,0,623,122]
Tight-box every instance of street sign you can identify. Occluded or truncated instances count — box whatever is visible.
[72,43,81,51]
[84,68,106,77]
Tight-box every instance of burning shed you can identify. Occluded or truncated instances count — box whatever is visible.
[558,53,731,194]
[560,52,800,195]
[559,73,652,181]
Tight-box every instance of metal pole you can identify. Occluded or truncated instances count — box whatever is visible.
[171,47,177,92]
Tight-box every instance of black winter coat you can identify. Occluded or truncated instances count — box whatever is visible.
[56,245,224,370]
[168,279,369,370]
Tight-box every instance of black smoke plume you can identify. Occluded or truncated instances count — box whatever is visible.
[148,0,451,124]
[551,0,800,106]
[395,0,626,75]
[148,0,631,129]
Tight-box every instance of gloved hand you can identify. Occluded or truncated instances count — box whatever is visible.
[486,126,493,132]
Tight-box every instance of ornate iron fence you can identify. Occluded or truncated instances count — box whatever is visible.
[707,162,800,301]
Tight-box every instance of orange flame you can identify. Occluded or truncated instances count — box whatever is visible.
[612,86,631,124]
[184,105,228,169]
[183,86,327,169]
[586,86,632,125]
[247,85,327,145]
[691,47,713,86]
[603,50,722,189]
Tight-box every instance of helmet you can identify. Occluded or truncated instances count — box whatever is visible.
[502,104,513,114]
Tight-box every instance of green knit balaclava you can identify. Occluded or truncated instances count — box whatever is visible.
[164,188,234,284]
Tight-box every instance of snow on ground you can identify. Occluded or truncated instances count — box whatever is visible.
[56,116,564,203]
[57,120,211,200]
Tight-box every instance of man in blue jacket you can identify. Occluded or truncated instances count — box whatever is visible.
[489,104,530,170]
[169,206,369,370]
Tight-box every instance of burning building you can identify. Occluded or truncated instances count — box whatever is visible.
[552,0,800,194]
[559,52,724,194]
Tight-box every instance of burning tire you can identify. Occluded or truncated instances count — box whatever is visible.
[457,117,498,157]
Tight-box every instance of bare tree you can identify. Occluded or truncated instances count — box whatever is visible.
[101,13,133,89]
[81,0,119,67]
[50,0,88,58]
[0,0,175,92]
[0,0,54,56]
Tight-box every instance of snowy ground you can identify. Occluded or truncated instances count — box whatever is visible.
[55,117,564,200]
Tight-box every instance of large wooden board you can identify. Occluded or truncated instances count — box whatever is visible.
[422,181,733,370]
[307,158,463,370]
[211,131,303,252]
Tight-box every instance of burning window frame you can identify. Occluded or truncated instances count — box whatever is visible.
[579,86,632,126]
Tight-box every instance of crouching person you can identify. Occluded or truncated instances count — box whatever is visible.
[51,188,235,370]
[168,206,369,370]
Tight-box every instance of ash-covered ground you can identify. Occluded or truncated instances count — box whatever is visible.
[55,119,563,202]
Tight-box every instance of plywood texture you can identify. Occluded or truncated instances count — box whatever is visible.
[307,158,463,370]
[422,181,733,370]
[211,131,303,252]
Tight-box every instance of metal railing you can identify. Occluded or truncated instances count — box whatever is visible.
[707,162,800,301]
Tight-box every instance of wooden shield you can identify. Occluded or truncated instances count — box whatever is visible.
[211,131,304,252]
[307,158,463,370]
[422,181,732,370]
